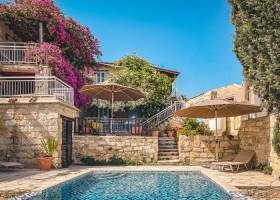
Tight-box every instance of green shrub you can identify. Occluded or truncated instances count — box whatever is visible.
[3,191,16,199]
[178,118,213,137]
[272,118,280,157]
[80,157,105,166]
[264,165,273,175]
[80,156,138,166]
[109,155,127,165]
[164,123,176,133]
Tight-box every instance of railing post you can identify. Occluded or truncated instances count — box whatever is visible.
[13,45,15,64]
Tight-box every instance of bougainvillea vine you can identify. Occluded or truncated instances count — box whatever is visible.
[26,42,91,107]
[0,0,102,107]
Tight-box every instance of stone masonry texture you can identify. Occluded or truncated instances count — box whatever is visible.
[73,136,158,163]
[0,102,79,168]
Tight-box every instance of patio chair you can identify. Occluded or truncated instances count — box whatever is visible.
[0,161,24,170]
[202,154,237,168]
[211,150,255,172]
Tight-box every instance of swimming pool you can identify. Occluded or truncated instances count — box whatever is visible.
[30,171,232,200]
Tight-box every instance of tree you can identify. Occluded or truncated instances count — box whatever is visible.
[231,0,280,155]
[114,55,172,118]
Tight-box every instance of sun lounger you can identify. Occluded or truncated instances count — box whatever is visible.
[0,161,24,169]
[203,154,236,169]
[211,150,255,172]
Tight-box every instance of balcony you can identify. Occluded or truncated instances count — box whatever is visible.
[0,42,45,65]
[75,117,146,136]
[0,76,74,105]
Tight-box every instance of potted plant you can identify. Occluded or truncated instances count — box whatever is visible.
[165,123,176,138]
[151,123,160,137]
[37,137,58,171]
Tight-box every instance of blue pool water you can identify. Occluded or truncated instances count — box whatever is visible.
[30,172,232,200]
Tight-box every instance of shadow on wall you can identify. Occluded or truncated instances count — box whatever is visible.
[0,104,57,167]
[238,116,271,165]
[179,135,240,164]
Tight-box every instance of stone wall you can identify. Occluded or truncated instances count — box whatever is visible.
[73,136,158,163]
[179,135,239,164]
[0,102,79,167]
[238,116,271,165]
[269,115,280,177]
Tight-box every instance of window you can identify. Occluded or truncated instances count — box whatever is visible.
[95,71,107,83]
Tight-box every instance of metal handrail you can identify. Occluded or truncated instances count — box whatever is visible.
[142,101,186,128]
[0,42,45,64]
[0,76,74,105]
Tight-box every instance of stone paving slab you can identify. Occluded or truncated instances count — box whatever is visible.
[0,165,280,198]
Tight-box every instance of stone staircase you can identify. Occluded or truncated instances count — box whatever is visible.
[158,135,179,164]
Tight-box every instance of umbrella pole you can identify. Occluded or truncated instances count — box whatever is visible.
[215,109,218,161]
[110,92,114,134]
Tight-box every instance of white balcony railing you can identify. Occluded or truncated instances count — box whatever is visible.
[0,42,45,64]
[0,76,74,105]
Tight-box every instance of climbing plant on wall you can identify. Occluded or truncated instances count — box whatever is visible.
[273,118,280,156]
[231,0,280,155]
[0,0,101,107]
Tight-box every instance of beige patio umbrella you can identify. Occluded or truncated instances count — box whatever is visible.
[80,82,145,133]
[175,99,261,161]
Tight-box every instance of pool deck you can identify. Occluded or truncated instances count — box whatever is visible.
[0,165,280,195]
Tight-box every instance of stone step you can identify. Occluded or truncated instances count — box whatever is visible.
[159,148,178,152]
[158,155,179,160]
[158,143,178,149]
[159,145,178,151]
[158,152,179,156]
[158,141,177,145]
[158,137,176,140]
[157,159,180,165]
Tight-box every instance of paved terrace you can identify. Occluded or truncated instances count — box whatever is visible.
[0,165,280,197]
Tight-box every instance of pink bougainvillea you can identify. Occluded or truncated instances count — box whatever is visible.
[27,42,91,107]
[0,0,101,108]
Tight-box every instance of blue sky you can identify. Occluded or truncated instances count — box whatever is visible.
[57,0,243,98]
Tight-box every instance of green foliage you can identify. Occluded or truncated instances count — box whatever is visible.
[80,155,138,166]
[41,137,58,157]
[231,0,280,114]
[272,118,280,156]
[177,118,213,137]
[264,165,273,175]
[231,0,280,156]
[114,55,172,117]
[164,123,176,133]
[3,191,16,199]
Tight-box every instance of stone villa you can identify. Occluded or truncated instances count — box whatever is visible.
[0,18,279,180]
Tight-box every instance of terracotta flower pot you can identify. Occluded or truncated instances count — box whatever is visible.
[132,126,142,136]
[152,130,160,137]
[168,131,175,138]
[84,127,90,135]
[37,156,53,171]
